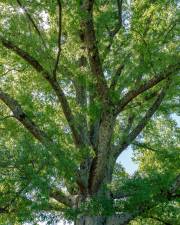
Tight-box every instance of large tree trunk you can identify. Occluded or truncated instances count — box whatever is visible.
[75,214,133,225]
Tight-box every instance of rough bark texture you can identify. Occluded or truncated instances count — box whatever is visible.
[88,113,115,194]
[75,214,133,225]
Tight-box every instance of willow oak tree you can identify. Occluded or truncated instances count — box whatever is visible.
[0,0,179,224]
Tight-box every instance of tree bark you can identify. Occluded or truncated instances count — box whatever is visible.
[75,214,133,225]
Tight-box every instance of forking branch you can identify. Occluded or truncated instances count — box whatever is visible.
[80,0,108,102]
[114,63,180,115]
[113,81,170,158]
[0,36,83,147]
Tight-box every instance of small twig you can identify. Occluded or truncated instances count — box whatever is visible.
[0,115,14,121]
[133,141,158,152]
[162,22,177,44]
[16,0,47,49]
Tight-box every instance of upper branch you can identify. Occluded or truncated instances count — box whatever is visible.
[0,36,83,146]
[114,63,180,115]
[103,0,123,59]
[133,141,158,152]
[110,64,124,90]
[117,0,123,27]
[16,0,47,48]
[53,0,62,78]
[0,89,51,145]
[0,36,49,74]
[81,0,108,101]
[114,82,169,158]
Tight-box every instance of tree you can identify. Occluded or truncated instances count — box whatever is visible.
[0,0,179,224]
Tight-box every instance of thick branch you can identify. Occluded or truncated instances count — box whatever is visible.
[115,64,180,115]
[0,89,51,144]
[0,36,82,146]
[53,0,62,77]
[81,0,108,101]
[117,0,123,26]
[114,83,169,158]
[50,189,73,207]
[0,36,48,74]
[88,113,115,194]
[122,90,159,111]
[50,78,82,146]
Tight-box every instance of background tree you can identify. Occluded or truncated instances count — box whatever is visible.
[0,0,179,224]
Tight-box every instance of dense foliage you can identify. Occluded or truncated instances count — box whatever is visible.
[0,0,179,224]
